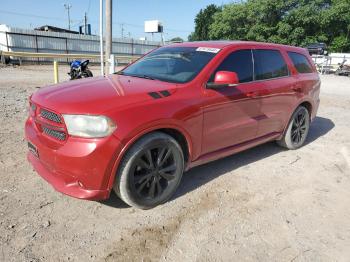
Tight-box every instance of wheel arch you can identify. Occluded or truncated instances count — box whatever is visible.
[279,99,313,140]
[157,128,190,164]
[299,101,313,119]
[107,124,193,191]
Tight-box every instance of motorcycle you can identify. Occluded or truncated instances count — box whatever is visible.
[334,59,350,76]
[68,60,93,80]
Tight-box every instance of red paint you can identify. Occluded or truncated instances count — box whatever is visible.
[25,41,320,200]
[214,71,239,85]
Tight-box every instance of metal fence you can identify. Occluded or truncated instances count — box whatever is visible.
[0,25,162,63]
[312,53,350,74]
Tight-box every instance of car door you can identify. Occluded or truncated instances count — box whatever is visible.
[201,49,264,155]
[252,48,296,137]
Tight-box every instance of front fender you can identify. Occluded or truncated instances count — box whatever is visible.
[106,120,198,191]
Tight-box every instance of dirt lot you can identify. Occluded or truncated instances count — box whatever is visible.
[0,65,349,262]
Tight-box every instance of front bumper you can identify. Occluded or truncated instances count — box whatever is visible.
[25,117,123,200]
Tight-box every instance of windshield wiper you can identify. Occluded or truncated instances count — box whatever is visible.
[117,72,156,80]
[135,74,156,80]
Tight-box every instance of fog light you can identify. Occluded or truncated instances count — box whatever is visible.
[31,103,37,111]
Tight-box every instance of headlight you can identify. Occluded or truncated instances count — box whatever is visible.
[62,114,116,138]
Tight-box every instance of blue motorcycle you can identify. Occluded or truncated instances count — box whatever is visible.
[68,60,93,80]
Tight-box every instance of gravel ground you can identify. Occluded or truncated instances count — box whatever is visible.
[0,65,349,262]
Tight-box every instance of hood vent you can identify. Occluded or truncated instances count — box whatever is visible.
[160,90,171,97]
[148,92,162,99]
[148,90,171,99]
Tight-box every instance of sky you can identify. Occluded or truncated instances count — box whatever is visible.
[0,0,233,41]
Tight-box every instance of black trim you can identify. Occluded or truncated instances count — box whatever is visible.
[148,92,162,99]
[160,90,171,97]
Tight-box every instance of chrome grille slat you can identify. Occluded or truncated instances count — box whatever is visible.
[42,126,66,141]
[40,109,62,123]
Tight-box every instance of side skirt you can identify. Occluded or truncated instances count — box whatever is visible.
[187,132,281,170]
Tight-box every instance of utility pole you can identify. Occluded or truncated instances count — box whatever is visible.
[105,0,112,75]
[84,12,87,34]
[64,4,72,30]
[121,23,124,38]
[99,0,104,75]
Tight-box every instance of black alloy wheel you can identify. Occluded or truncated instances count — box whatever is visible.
[114,132,184,209]
[291,109,308,145]
[132,145,177,199]
[277,106,310,150]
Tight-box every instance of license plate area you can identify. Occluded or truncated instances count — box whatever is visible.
[28,141,39,158]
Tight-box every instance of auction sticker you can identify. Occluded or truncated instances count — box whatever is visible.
[196,47,221,53]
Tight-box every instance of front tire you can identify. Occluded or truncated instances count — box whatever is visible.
[114,132,184,209]
[277,106,310,150]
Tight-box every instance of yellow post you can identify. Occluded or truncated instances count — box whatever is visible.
[53,61,59,84]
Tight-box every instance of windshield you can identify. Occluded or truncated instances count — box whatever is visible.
[120,47,219,83]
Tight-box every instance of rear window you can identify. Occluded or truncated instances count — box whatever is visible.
[253,50,289,80]
[288,52,313,73]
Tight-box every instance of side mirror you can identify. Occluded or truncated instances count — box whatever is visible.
[206,71,239,89]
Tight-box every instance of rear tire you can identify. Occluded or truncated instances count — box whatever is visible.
[277,106,310,150]
[83,69,93,78]
[114,132,184,209]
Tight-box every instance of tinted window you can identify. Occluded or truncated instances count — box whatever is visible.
[121,47,218,83]
[288,52,313,73]
[253,50,289,80]
[210,49,253,83]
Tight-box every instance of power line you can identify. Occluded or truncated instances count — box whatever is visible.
[118,22,192,33]
[88,19,192,33]
[0,9,192,34]
[87,0,92,14]
[0,9,80,23]
[0,9,62,21]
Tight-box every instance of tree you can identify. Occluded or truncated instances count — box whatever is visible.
[188,4,221,41]
[170,37,184,42]
[192,0,350,52]
[331,35,350,52]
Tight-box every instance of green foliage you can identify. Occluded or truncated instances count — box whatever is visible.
[331,35,350,52]
[188,4,221,41]
[190,0,350,52]
[170,37,184,42]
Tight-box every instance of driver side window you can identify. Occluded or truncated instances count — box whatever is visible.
[209,49,253,83]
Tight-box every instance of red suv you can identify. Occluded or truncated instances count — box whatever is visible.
[25,41,320,209]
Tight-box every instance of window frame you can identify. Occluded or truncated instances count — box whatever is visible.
[207,49,255,84]
[287,51,314,74]
[252,49,290,81]
[206,48,290,86]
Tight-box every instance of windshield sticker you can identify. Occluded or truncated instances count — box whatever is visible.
[196,47,221,53]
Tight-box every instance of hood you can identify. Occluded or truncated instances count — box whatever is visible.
[31,74,178,114]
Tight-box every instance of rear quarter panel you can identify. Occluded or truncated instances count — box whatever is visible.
[281,47,320,125]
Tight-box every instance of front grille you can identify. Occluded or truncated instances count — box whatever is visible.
[40,109,62,123]
[42,126,66,141]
